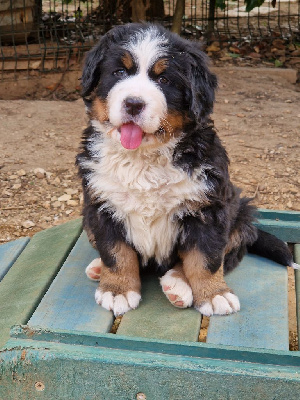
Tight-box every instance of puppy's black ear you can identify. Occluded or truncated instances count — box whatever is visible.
[185,43,217,125]
[81,35,110,98]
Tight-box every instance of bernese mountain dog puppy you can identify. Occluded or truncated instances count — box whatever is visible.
[77,23,298,317]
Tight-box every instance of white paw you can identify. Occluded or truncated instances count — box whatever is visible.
[85,258,103,281]
[160,269,193,308]
[95,288,141,316]
[197,292,240,316]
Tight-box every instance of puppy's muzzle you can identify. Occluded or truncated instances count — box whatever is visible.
[124,97,145,117]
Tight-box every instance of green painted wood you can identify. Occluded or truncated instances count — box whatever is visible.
[295,244,300,342]
[207,254,289,351]
[255,209,300,243]
[10,325,300,367]
[0,237,30,281]
[0,219,82,348]
[257,209,300,222]
[29,232,114,333]
[117,275,201,341]
[1,338,300,400]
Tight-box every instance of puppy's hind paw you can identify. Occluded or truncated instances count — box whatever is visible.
[160,269,193,308]
[85,258,103,281]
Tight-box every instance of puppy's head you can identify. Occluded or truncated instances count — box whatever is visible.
[81,23,217,150]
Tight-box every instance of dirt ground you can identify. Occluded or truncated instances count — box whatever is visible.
[0,66,299,348]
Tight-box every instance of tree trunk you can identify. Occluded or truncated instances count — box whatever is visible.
[206,0,216,42]
[171,0,185,35]
[130,0,150,22]
[148,0,165,19]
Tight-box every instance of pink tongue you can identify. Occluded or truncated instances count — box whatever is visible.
[120,123,143,149]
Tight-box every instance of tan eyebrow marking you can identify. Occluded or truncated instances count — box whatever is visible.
[152,58,169,75]
[121,51,134,70]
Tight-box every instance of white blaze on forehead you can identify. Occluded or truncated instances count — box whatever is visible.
[106,28,169,135]
[124,27,168,74]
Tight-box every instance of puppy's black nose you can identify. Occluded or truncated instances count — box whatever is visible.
[124,97,145,116]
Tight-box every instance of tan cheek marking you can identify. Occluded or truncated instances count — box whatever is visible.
[122,51,134,70]
[152,58,168,75]
[180,248,230,307]
[99,242,141,295]
[92,97,109,122]
[158,111,185,143]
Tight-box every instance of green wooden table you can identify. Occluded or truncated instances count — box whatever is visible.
[0,210,300,399]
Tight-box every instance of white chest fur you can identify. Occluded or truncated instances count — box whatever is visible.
[84,135,209,265]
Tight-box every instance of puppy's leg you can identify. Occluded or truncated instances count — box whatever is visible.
[160,263,193,308]
[181,248,240,316]
[95,242,141,316]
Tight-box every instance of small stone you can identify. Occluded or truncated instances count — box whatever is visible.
[17,169,26,176]
[287,201,293,208]
[9,175,19,180]
[12,184,22,190]
[54,177,61,184]
[65,209,73,215]
[22,220,35,228]
[27,114,32,118]
[222,118,229,123]
[285,100,292,103]
[66,199,78,206]
[52,201,61,208]
[224,99,229,104]
[64,188,78,195]
[34,168,46,179]
[58,194,72,202]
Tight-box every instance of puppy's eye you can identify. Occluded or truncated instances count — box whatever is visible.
[157,76,169,85]
[113,69,127,78]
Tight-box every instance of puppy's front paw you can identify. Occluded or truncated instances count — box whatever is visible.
[160,269,193,308]
[85,258,103,281]
[197,292,240,316]
[95,288,141,316]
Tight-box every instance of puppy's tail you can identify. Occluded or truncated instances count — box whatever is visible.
[247,229,300,269]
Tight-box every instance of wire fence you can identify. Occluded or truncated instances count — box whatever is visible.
[0,0,299,78]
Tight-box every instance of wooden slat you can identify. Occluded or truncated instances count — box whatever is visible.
[29,232,114,334]
[255,209,300,243]
[117,275,201,342]
[1,337,300,400]
[207,254,289,351]
[294,244,300,342]
[0,219,82,348]
[0,237,29,282]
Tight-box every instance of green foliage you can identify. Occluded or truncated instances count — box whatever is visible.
[216,0,227,10]
[227,52,241,58]
[244,0,265,12]
[274,59,283,67]
[215,0,267,12]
